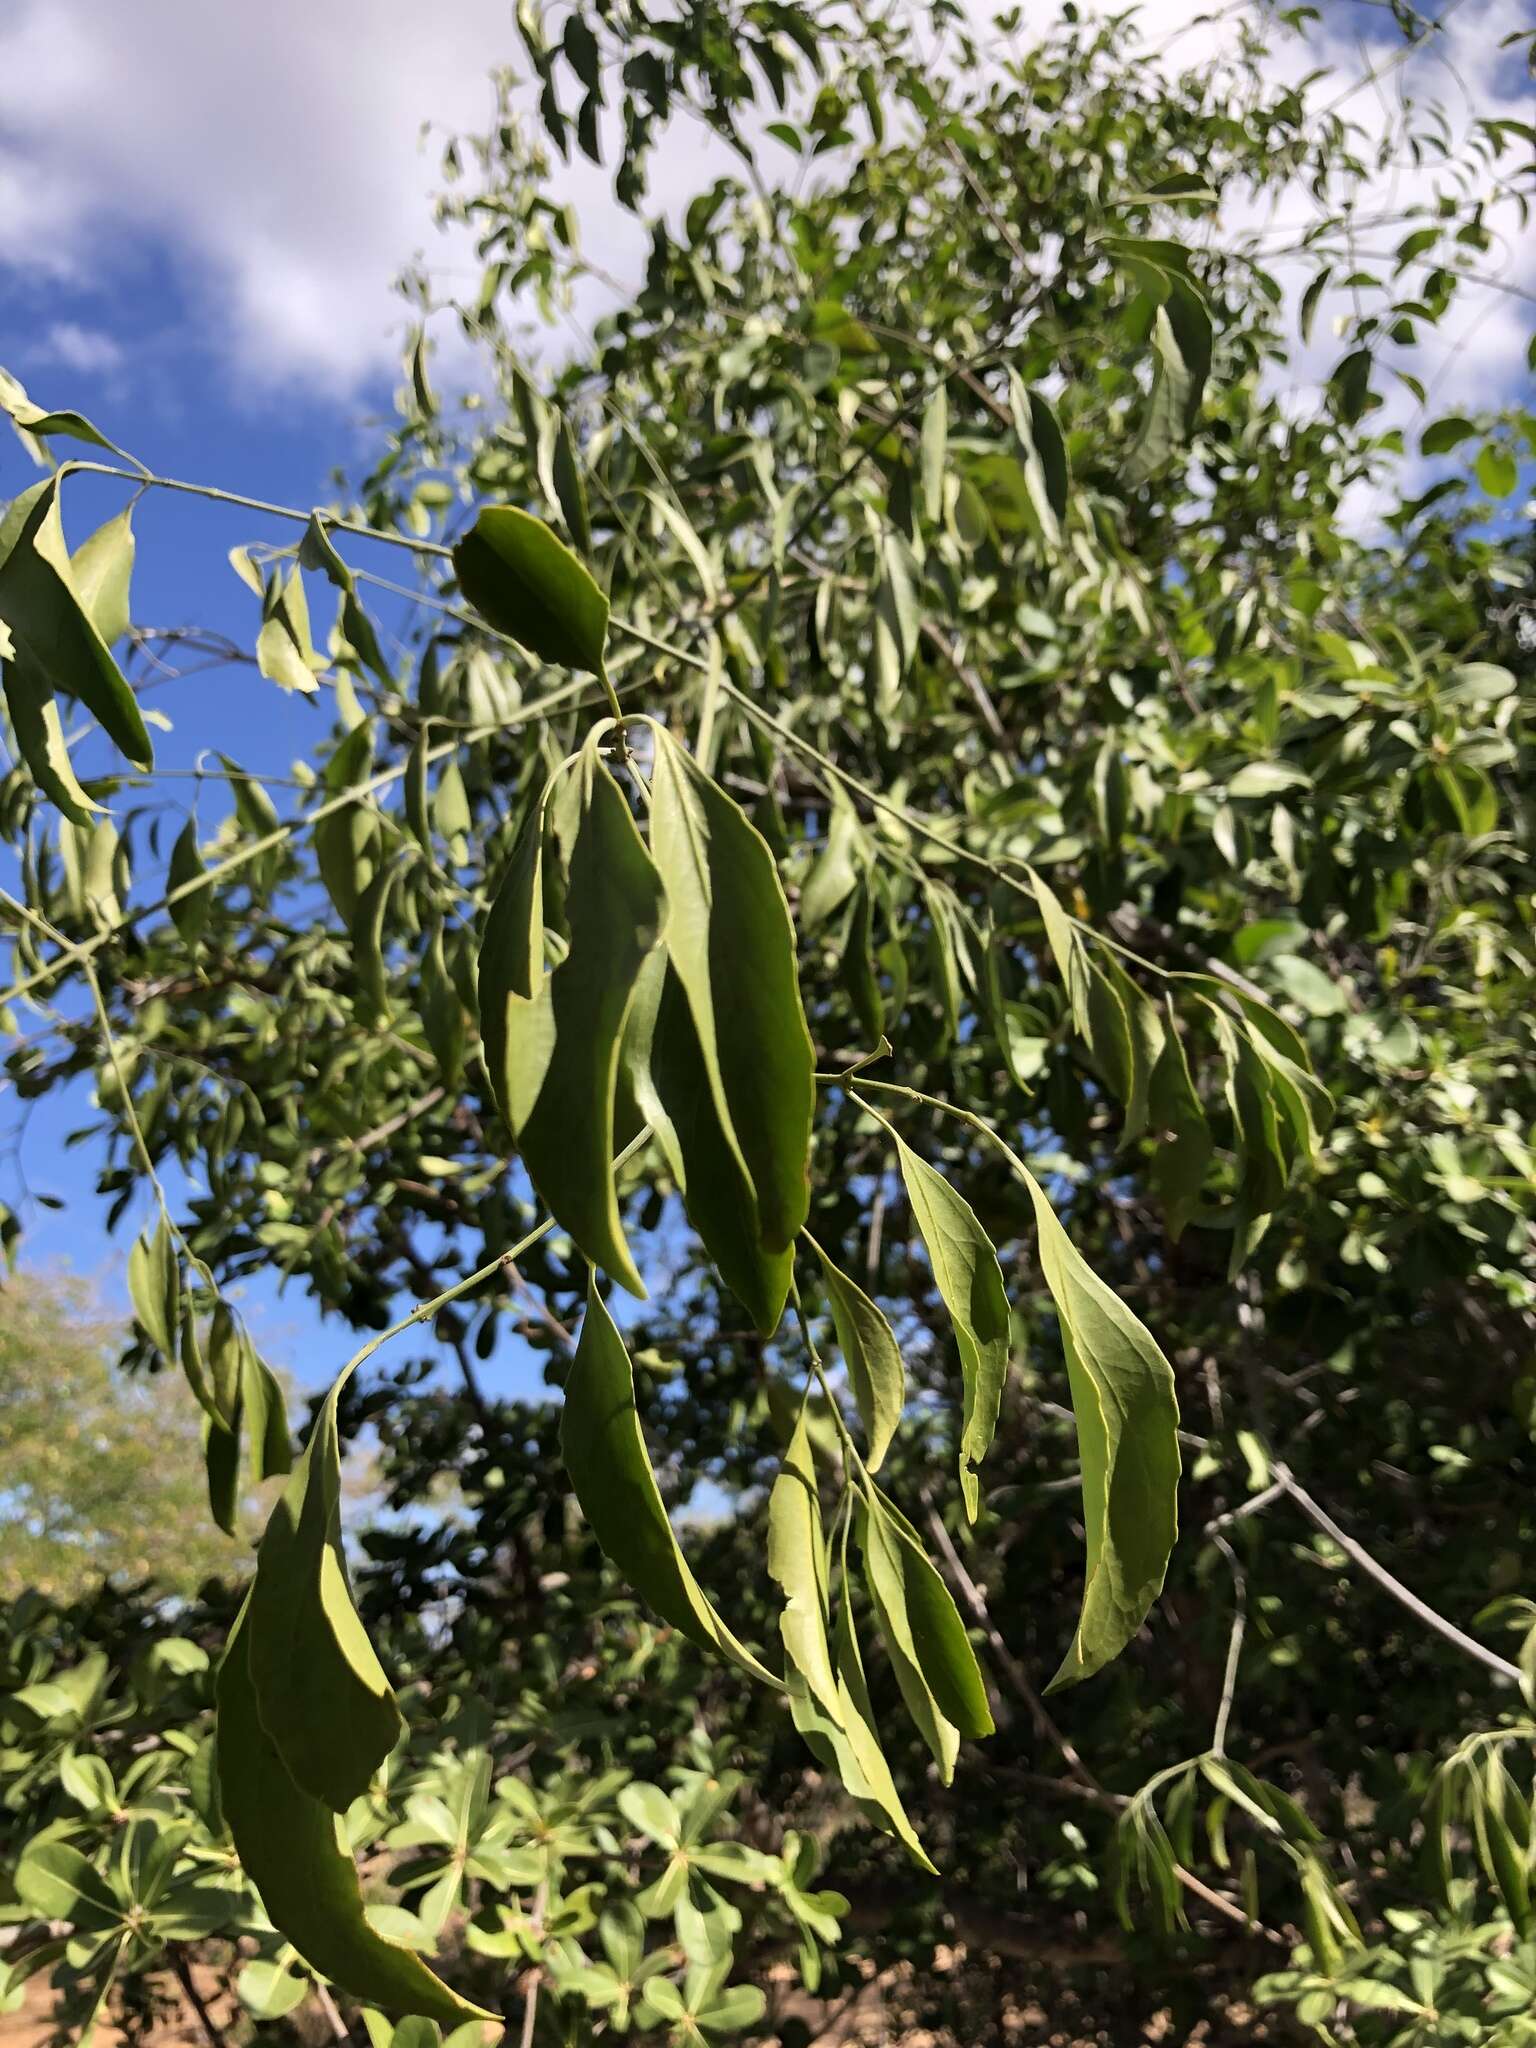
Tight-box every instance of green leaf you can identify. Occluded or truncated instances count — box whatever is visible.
[246,1390,402,1810]
[167,821,210,947]
[70,508,135,647]
[517,747,667,1296]
[767,1409,841,1720]
[920,384,948,524]
[560,1276,778,1688]
[1420,414,1475,457]
[648,728,815,1253]
[1476,443,1518,499]
[855,1500,959,1782]
[241,1332,293,1482]
[128,1217,180,1362]
[0,477,153,769]
[625,955,792,1335]
[217,1614,491,2024]
[1149,1004,1211,1240]
[15,1843,122,1931]
[236,1961,310,2021]
[1329,347,1373,426]
[2,659,100,824]
[453,505,610,676]
[788,1620,934,1871]
[1126,276,1211,484]
[807,1236,904,1470]
[205,1410,242,1538]
[477,788,555,1138]
[864,1108,1009,1521]
[861,1492,993,1756]
[553,415,592,553]
[1008,375,1070,545]
[257,565,323,695]
[1010,1164,1180,1690]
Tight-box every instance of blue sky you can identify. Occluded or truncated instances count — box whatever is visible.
[1,0,1532,1405]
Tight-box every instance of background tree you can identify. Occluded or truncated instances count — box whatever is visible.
[0,1273,246,1604]
[3,3,1536,2043]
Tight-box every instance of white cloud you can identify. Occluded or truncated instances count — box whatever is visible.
[0,0,1527,437]
[39,321,123,375]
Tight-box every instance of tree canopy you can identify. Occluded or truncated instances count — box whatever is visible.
[3,3,1536,2044]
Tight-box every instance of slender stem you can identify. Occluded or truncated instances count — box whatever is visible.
[1273,1463,1521,1687]
[65,460,454,559]
[787,1268,866,1480]
[1208,1532,1247,1760]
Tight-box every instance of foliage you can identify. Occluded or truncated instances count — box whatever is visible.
[2,0,1536,2042]
[0,1274,246,1603]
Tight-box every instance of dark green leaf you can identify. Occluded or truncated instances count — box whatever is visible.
[561,1276,778,1686]
[808,1235,904,1470]
[453,506,610,676]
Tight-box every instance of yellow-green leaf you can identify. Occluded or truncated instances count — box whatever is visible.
[807,1234,903,1470]
[767,1409,840,1720]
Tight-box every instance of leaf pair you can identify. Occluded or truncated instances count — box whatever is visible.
[0,477,148,823]
[480,720,814,1327]
[481,738,665,1296]
[217,1383,488,2022]
[768,1412,991,1864]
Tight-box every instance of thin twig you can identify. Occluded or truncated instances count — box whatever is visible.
[168,1949,229,2048]
[1209,1532,1247,1760]
[1273,1464,1521,1686]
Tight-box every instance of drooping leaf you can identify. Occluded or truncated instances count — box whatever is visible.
[1125,275,1212,483]
[517,747,667,1295]
[560,1277,778,1687]
[241,1332,293,1482]
[862,1106,1010,1521]
[257,565,323,695]
[860,1491,993,1764]
[70,507,135,647]
[127,1217,179,1362]
[1008,374,1070,546]
[1010,1163,1181,1690]
[767,1409,841,1720]
[0,477,152,769]
[648,727,815,1252]
[808,1235,904,1470]
[1149,1002,1212,1240]
[477,785,555,1138]
[625,955,792,1335]
[2,660,99,824]
[217,1614,491,2025]
[453,505,610,676]
[246,1391,402,1810]
[167,820,210,947]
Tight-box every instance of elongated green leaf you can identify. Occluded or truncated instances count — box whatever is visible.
[627,955,792,1334]
[314,723,375,925]
[453,505,609,676]
[553,415,592,553]
[246,1391,402,1810]
[257,566,322,695]
[843,880,884,1046]
[519,750,667,1295]
[788,1595,935,1871]
[478,789,555,1137]
[649,729,814,1253]
[863,1107,1009,1521]
[217,1614,491,2024]
[205,1411,242,1537]
[808,1235,903,1470]
[70,507,135,647]
[1008,374,1069,546]
[860,1492,992,1770]
[167,820,210,947]
[2,661,98,823]
[241,1333,293,1482]
[128,1217,179,1362]
[1149,1002,1211,1240]
[352,863,396,1023]
[767,1410,840,1720]
[0,478,152,768]
[1126,275,1211,484]
[920,384,947,525]
[855,1500,955,1781]
[1011,1165,1180,1690]
[561,1277,778,1687]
